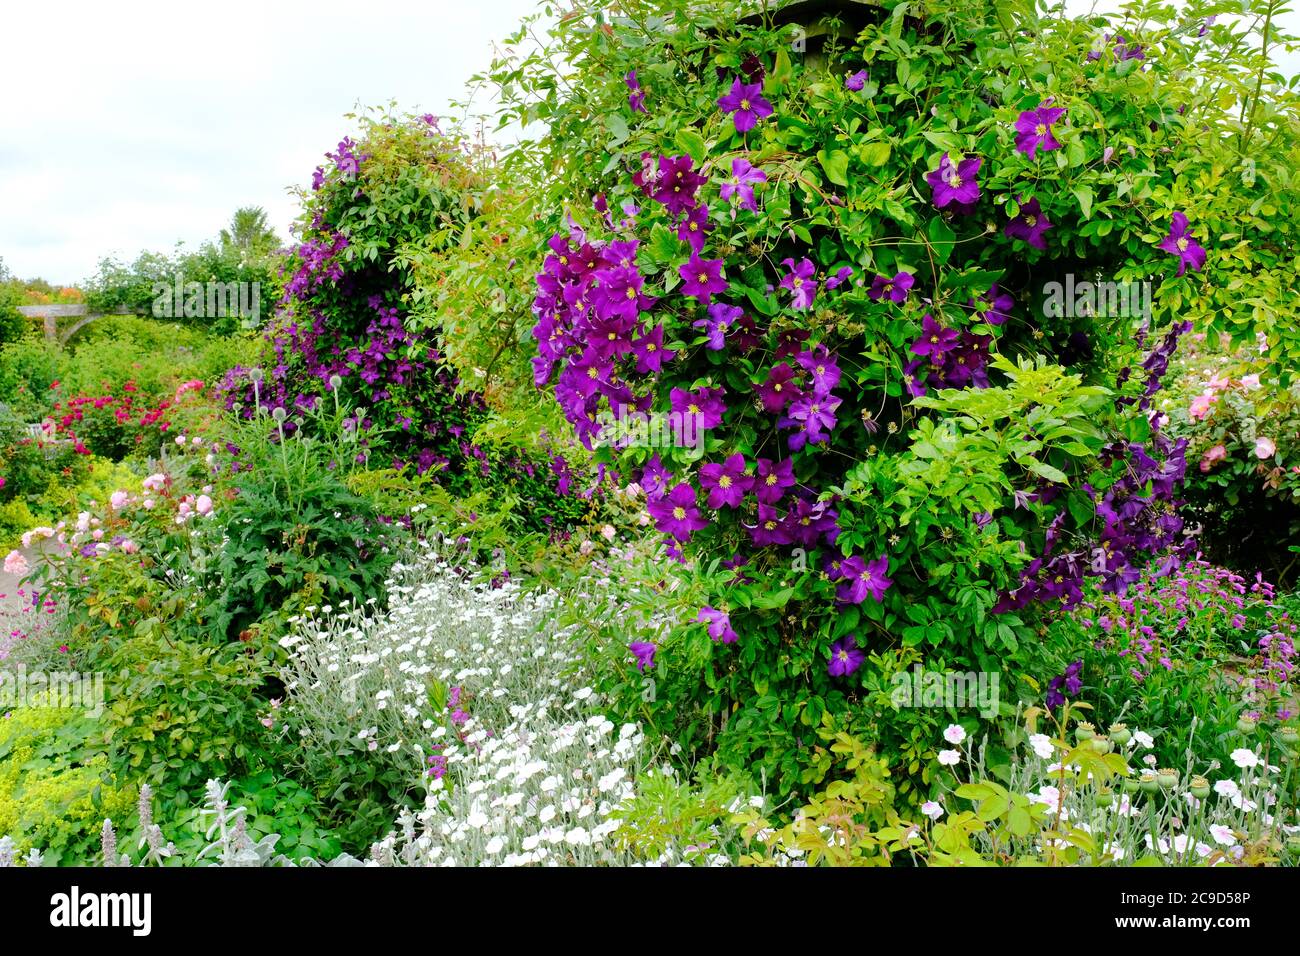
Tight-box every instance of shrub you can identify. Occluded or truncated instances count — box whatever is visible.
[496,0,1239,796]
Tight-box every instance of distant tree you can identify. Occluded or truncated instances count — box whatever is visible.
[219,206,281,261]
[0,256,25,343]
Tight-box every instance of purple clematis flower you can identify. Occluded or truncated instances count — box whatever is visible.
[679,254,728,303]
[836,553,893,604]
[828,634,866,677]
[971,284,1014,326]
[630,641,656,672]
[694,302,742,350]
[926,153,982,209]
[670,386,726,431]
[796,344,842,395]
[758,362,800,412]
[720,157,767,212]
[1014,102,1067,157]
[700,453,754,508]
[825,266,854,290]
[632,323,675,374]
[911,313,960,359]
[868,271,914,303]
[697,606,739,644]
[780,257,819,310]
[754,457,795,505]
[648,482,709,542]
[677,204,713,252]
[1156,212,1207,277]
[717,78,773,133]
[626,70,647,113]
[745,463,793,513]
[845,70,868,92]
[1004,197,1053,250]
[783,392,841,448]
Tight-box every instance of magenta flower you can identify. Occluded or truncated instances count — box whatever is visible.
[700,453,754,508]
[650,155,707,215]
[679,254,728,303]
[836,553,893,604]
[845,70,868,92]
[754,457,795,504]
[720,157,768,212]
[758,364,802,414]
[780,257,819,310]
[1004,197,1053,250]
[697,606,739,643]
[670,386,726,431]
[630,641,656,671]
[828,634,866,677]
[868,271,914,303]
[1014,103,1067,157]
[1156,212,1207,277]
[717,78,773,133]
[925,153,982,209]
[648,482,708,542]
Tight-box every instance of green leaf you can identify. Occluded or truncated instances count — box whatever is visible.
[674,128,707,166]
[817,149,850,187]
[1072,185,1094,220]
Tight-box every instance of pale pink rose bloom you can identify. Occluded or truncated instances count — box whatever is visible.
[600,524,616,541]
[196,495,214,516]
[4,551,29,576]
[110,491,129,511]
[1240,374,1261,390]
[142,498,156,510]
[1199,445,1227,472]
[120,540,140,555]
[1188,393,1216,421]
[1207,372,1231,392]
[1255,436,1277,460]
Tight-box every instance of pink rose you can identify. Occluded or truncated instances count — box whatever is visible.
[1189,393,1217,421]
[3,551,29,576]
[1240,374,1261,390]
[109,490,129,511]
[1199,444,1227,472]
[1255,436,1277,460]
[196,494,214,516]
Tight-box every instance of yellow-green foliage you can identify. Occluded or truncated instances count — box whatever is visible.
[0,702,134,864]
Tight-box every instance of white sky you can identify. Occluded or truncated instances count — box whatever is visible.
[1,0,1295,284]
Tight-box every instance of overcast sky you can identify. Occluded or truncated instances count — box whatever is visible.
[1,0,1295,285]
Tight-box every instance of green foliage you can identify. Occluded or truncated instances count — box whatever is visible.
[104,633,281,798]
[0,705,135,866]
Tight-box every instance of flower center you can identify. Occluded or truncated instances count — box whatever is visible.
[687,403,700,415]
[587,367,599,379]
[1035,123,1047,136]
[718,475,732,489]
[740,98,751,110]
[1025,215,1037,227]
[765,474,778,486]
[626,287,637,299]
[672,506,686,520]
[1177,237,1189,251]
